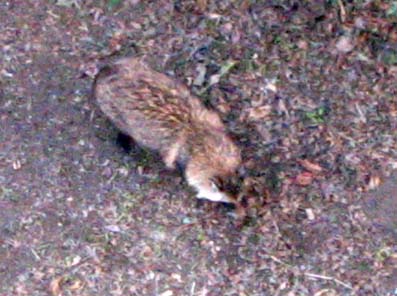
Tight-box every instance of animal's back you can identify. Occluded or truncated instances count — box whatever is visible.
[95,58,191,149]
[94,57,226,161]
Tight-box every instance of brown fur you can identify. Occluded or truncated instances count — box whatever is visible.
[93,57,242,203]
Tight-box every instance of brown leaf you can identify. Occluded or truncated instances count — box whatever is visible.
[160,290,174,296]
[196,0,207,11]
[69,279,84,291]
[298,159,323,173]
[247,105,272,121]
[335,35,354,53]
[367,175,382,190]
[295,172,314,186]
[49,277,62,296]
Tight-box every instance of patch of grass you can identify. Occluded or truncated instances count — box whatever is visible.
[386,2,397,17]
[196,230,206,242]
[325,0,339,8]
[205,18,219,31]
[375,247,392,262]
[169,57,190,75]
[273,35,282,45]
[339,165,357,188]
[236,48,259,73]
[147,174,167,187]
[108,0,122,9]
[208,39,229,59]
[382,50,397,65]
[248,233,261,245]
[305,106,327,124]
[356,260,372,271]
[266,167,282,192]
[2,220,19,235]
[83,228,106,244]
[238,59,256,72]
[132,148,155,167]
[0,187,20,202]
[116,191,145,221]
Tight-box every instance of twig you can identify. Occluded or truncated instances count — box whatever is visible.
[263,253,353,290]
[190,281,196,296]
[154,274,159,296]
[337,0,346,23]
[265,253,293,268]
[198,60,237,95]
[304,272,353,290]
[269,255,291,266]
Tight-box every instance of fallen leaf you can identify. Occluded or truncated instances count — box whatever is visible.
[105,225,122,232]
[49,277,62,296]
[68,279,84,291]
[367,175,382,190]
[140,245,153,258]
[193,63,207,86]
[296,172,314,186]
[196,0,207,11]
[297,40,308,50]
[55,0,80,8]
[314,288,338,296]
[160,290,173,296]
[335,35,354,53]
[298,159,323,173]
[247,105,272,121]
[263,78,277,92]
[305,208,315,220]
[171,273,182,282]
[208,60,237,87]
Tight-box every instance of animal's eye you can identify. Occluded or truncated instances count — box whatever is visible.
[210,177,224,191]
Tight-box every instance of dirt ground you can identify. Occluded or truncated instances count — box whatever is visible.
[1,1,397,295]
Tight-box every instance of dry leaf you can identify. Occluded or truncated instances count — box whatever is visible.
[140,245,154,258]
[247,105,272,121]
[12,159,22,170]
[305,208,315,220]
[335,36,354,53]
[55,0,80,8]
[264,78,277,92]
[296,172,314,186]
[49,277,62,296]
[367,175,381,190]
[171,273,182,282]
[193,63,207,86]
[208,60,237,87]
[314,288,338,296]
[196,0,207,11]
[160,290,173,296]
[298,159,323,173]
[105,224,121,232]
[69,279,84,291]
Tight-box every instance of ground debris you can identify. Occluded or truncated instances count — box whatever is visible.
[0,1,396,295]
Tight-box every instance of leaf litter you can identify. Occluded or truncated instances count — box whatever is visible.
[1,0,397,295]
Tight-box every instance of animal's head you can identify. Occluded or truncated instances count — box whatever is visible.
[192,166,246,204]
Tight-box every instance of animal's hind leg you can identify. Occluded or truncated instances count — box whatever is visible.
[162,140,183,169]
[116,132,133,153]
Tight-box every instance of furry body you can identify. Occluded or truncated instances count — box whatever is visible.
[93,57,242,203]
